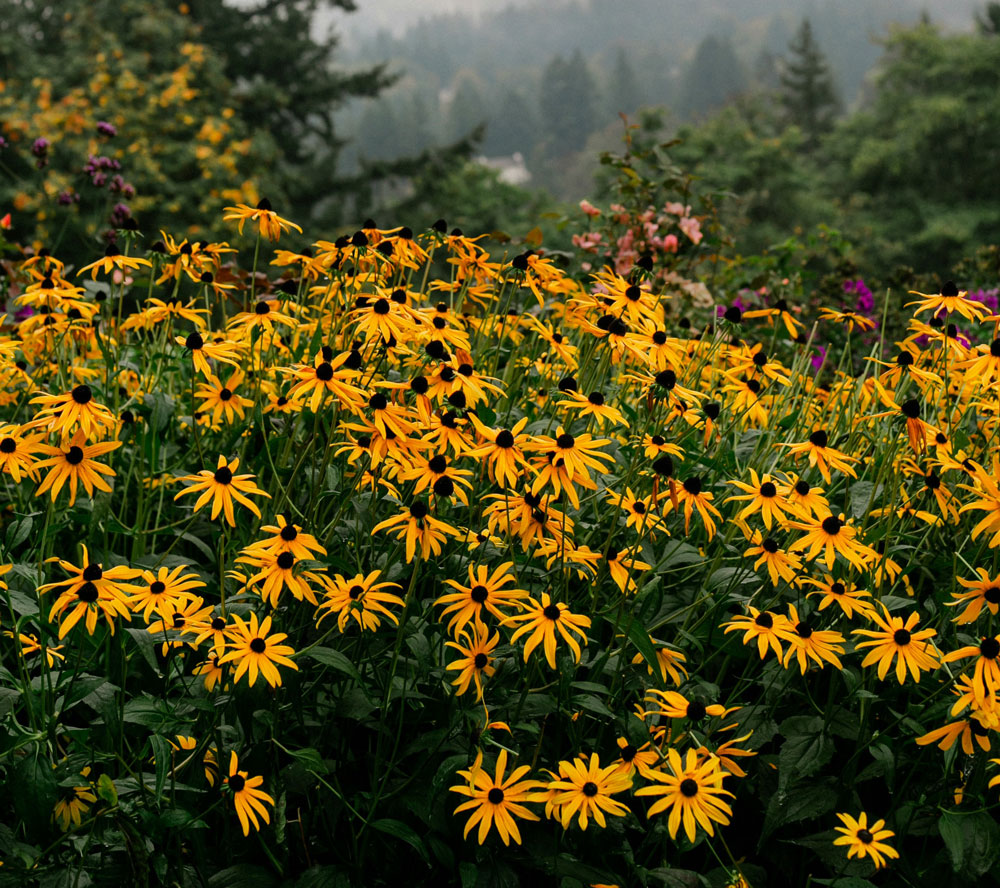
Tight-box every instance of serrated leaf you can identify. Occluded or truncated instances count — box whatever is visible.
[761,780,837,841]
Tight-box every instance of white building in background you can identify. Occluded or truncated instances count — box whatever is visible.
[474,152,531,186]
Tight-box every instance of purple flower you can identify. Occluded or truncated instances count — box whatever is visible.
[31,138,49,157]
[0,136,7,149]
[811,345,827,370]
[57,190,77,206]
[110,203,131,227]
[96,121,117,137]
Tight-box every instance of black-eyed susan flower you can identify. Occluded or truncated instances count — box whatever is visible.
[234,549,319,607]
[833,812,899,870]
[666,475,722,540]
[174,456,270,526]
[194,370,254,425]
[242,515,327,561]
[947,568,1000,624]
[129,565,206,621]
[449,749,543,846]
[31,385,118,441]
[445,620,499,700]
[503,593,591,669]
[543,753,632,830]
[742,531,802,586]
[224,751,275,835]
[371,499,458,563]
[194,650,226,691]
[916,713,993,755]
[789,513,874,572]
[781,474,829,519]
[218,612,298,688]
[435,562,527,635]
[725,469,794,529]
[803,575,876,620]
[528,428,613,508]
[722,608,790,660]
[639,689,738,729]
[779,429,858,484]
[282,350,365,413]
[634,748,733,842]
[906,280,986,322]
[223,199,302,241]
[631,641,689,686]
[818,307,878,331]
[853,605,940,684]
[0,423,43,482]
[558,389,627,427]
[776,604,845,673]
[76,244,152,280]
[34,431,121,506]
[40,546,142,638]
[942,634,1000,702]
[226,298,298,341]
[612,736,660,779]
[176,331,243,378]
[53,774,98,831]
[313,570,404,633]
[467,415,534,489]
[10,631,65,667]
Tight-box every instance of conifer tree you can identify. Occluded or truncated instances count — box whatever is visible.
[779,18,841,148]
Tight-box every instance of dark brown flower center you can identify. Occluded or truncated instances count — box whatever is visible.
[893,629,911,646]
[543,604,561,621]
[214,467,233,484]
[66,446,84,465]
[71,384,92,404]
[487,787,504,804]
[473,653,489,669]
[582,781,599,797]
[679,778,699,797]
[822,516,842,535]
[229,774,246,792]
[249,638,267,653]
[857,828,873,844]
[470,585,488,603]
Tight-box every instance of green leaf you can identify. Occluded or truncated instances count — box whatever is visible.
[208,865,279,888]
[812,879,879,888]
[0,687,21,719]
[371,818,429,862]
[938,809,1000,877]
[5,516,33,550]
[284,747,329,775]
[12,749,58,839]
[621,616,660,678]
[761,780,837,841]
[96,773,117,807]
[778,717,833,788]
[304,647,361,682]
[149,734,173,801]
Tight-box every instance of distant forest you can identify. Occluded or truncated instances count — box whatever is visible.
[337,0,965,199]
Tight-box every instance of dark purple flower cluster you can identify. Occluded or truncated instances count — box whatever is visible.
[84,154,121,187]
[110,203,132,227]
[57,190,79,206]
[96,121,117,137]
[31,137,49,168]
